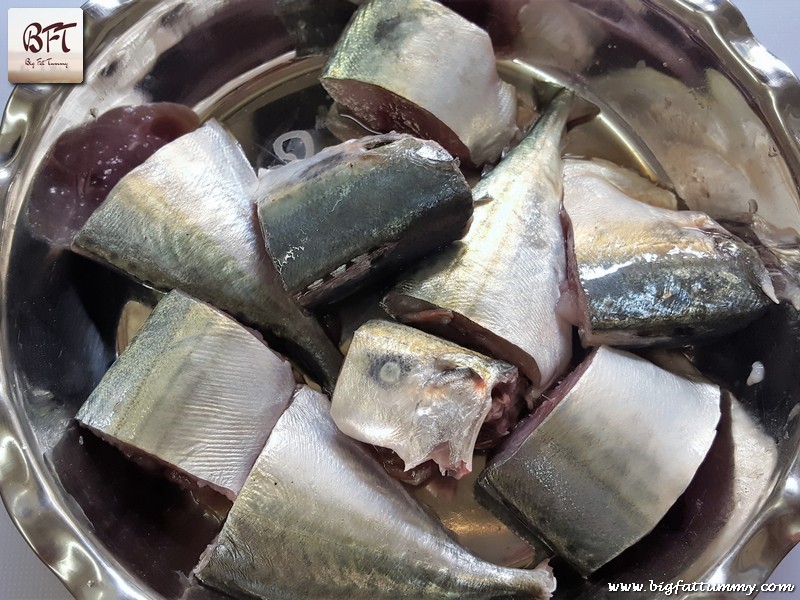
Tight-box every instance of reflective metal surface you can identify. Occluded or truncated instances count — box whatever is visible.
[0,0,799,598]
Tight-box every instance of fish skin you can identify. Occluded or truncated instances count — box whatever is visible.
[195,385,555,599]
[477,346,721,576]
[257,134,473,307]
[330,319,518,478]
[384,92,574,397]
[321,0,518,166]
[76,290,296,501]
[563,168,778,347]
[72,120,342,391]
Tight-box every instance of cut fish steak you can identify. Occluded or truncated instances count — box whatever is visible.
[256,133,473,307]
[76,290,296,501]
[385,91,574,398]
[477,346,721,576]
[195,386,556,599]
[562,165,778,347]
[321,0,518,166]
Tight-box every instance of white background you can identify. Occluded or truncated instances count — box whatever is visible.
[1,1,800,598]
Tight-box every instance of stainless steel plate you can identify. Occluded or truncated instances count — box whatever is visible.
[1,1,799,598]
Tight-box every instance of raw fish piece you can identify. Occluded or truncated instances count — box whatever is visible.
[28,103,199,246]
[256,134,473,307]
[321,0,518,166]
[72,120,342,390]
[331,320,518,478]
[195,386,555,599]
[76,290,296,501]
[563,157,679,210]
[478,346,721,576]
[385,92,573,397]
[563,167,777,347]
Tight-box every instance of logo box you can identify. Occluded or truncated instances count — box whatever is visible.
[8,7,83,84]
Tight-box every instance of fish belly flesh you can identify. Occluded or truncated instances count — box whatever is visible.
[563,157,679,210]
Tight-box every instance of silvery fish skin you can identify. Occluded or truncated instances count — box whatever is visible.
[563,157,679,210]
[477,346,721,576]
[76,290,296,501]
[330,320,518,478]
[562,166,778,347]
[195,386,555,599]
[72,120,342,390]
[321,0,518,166]
[385,92,573,397]
[256,134,473,307]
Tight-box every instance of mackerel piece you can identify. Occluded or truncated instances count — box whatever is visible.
[76,290,296,501]
[330,320,518,478]
[385,92,573,397]
[562,165,777,347]
[72,120,342,390]
[257,134,473,307]
[477,347,721,576]
[195,386,555,599]
[321,0,518,166]
[562,157,679,210]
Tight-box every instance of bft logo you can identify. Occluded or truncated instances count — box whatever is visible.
[22,21,77,54]
[8,8,83,84]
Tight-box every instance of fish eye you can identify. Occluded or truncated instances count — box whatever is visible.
[367,354,409,388]
[379,361,402,384]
